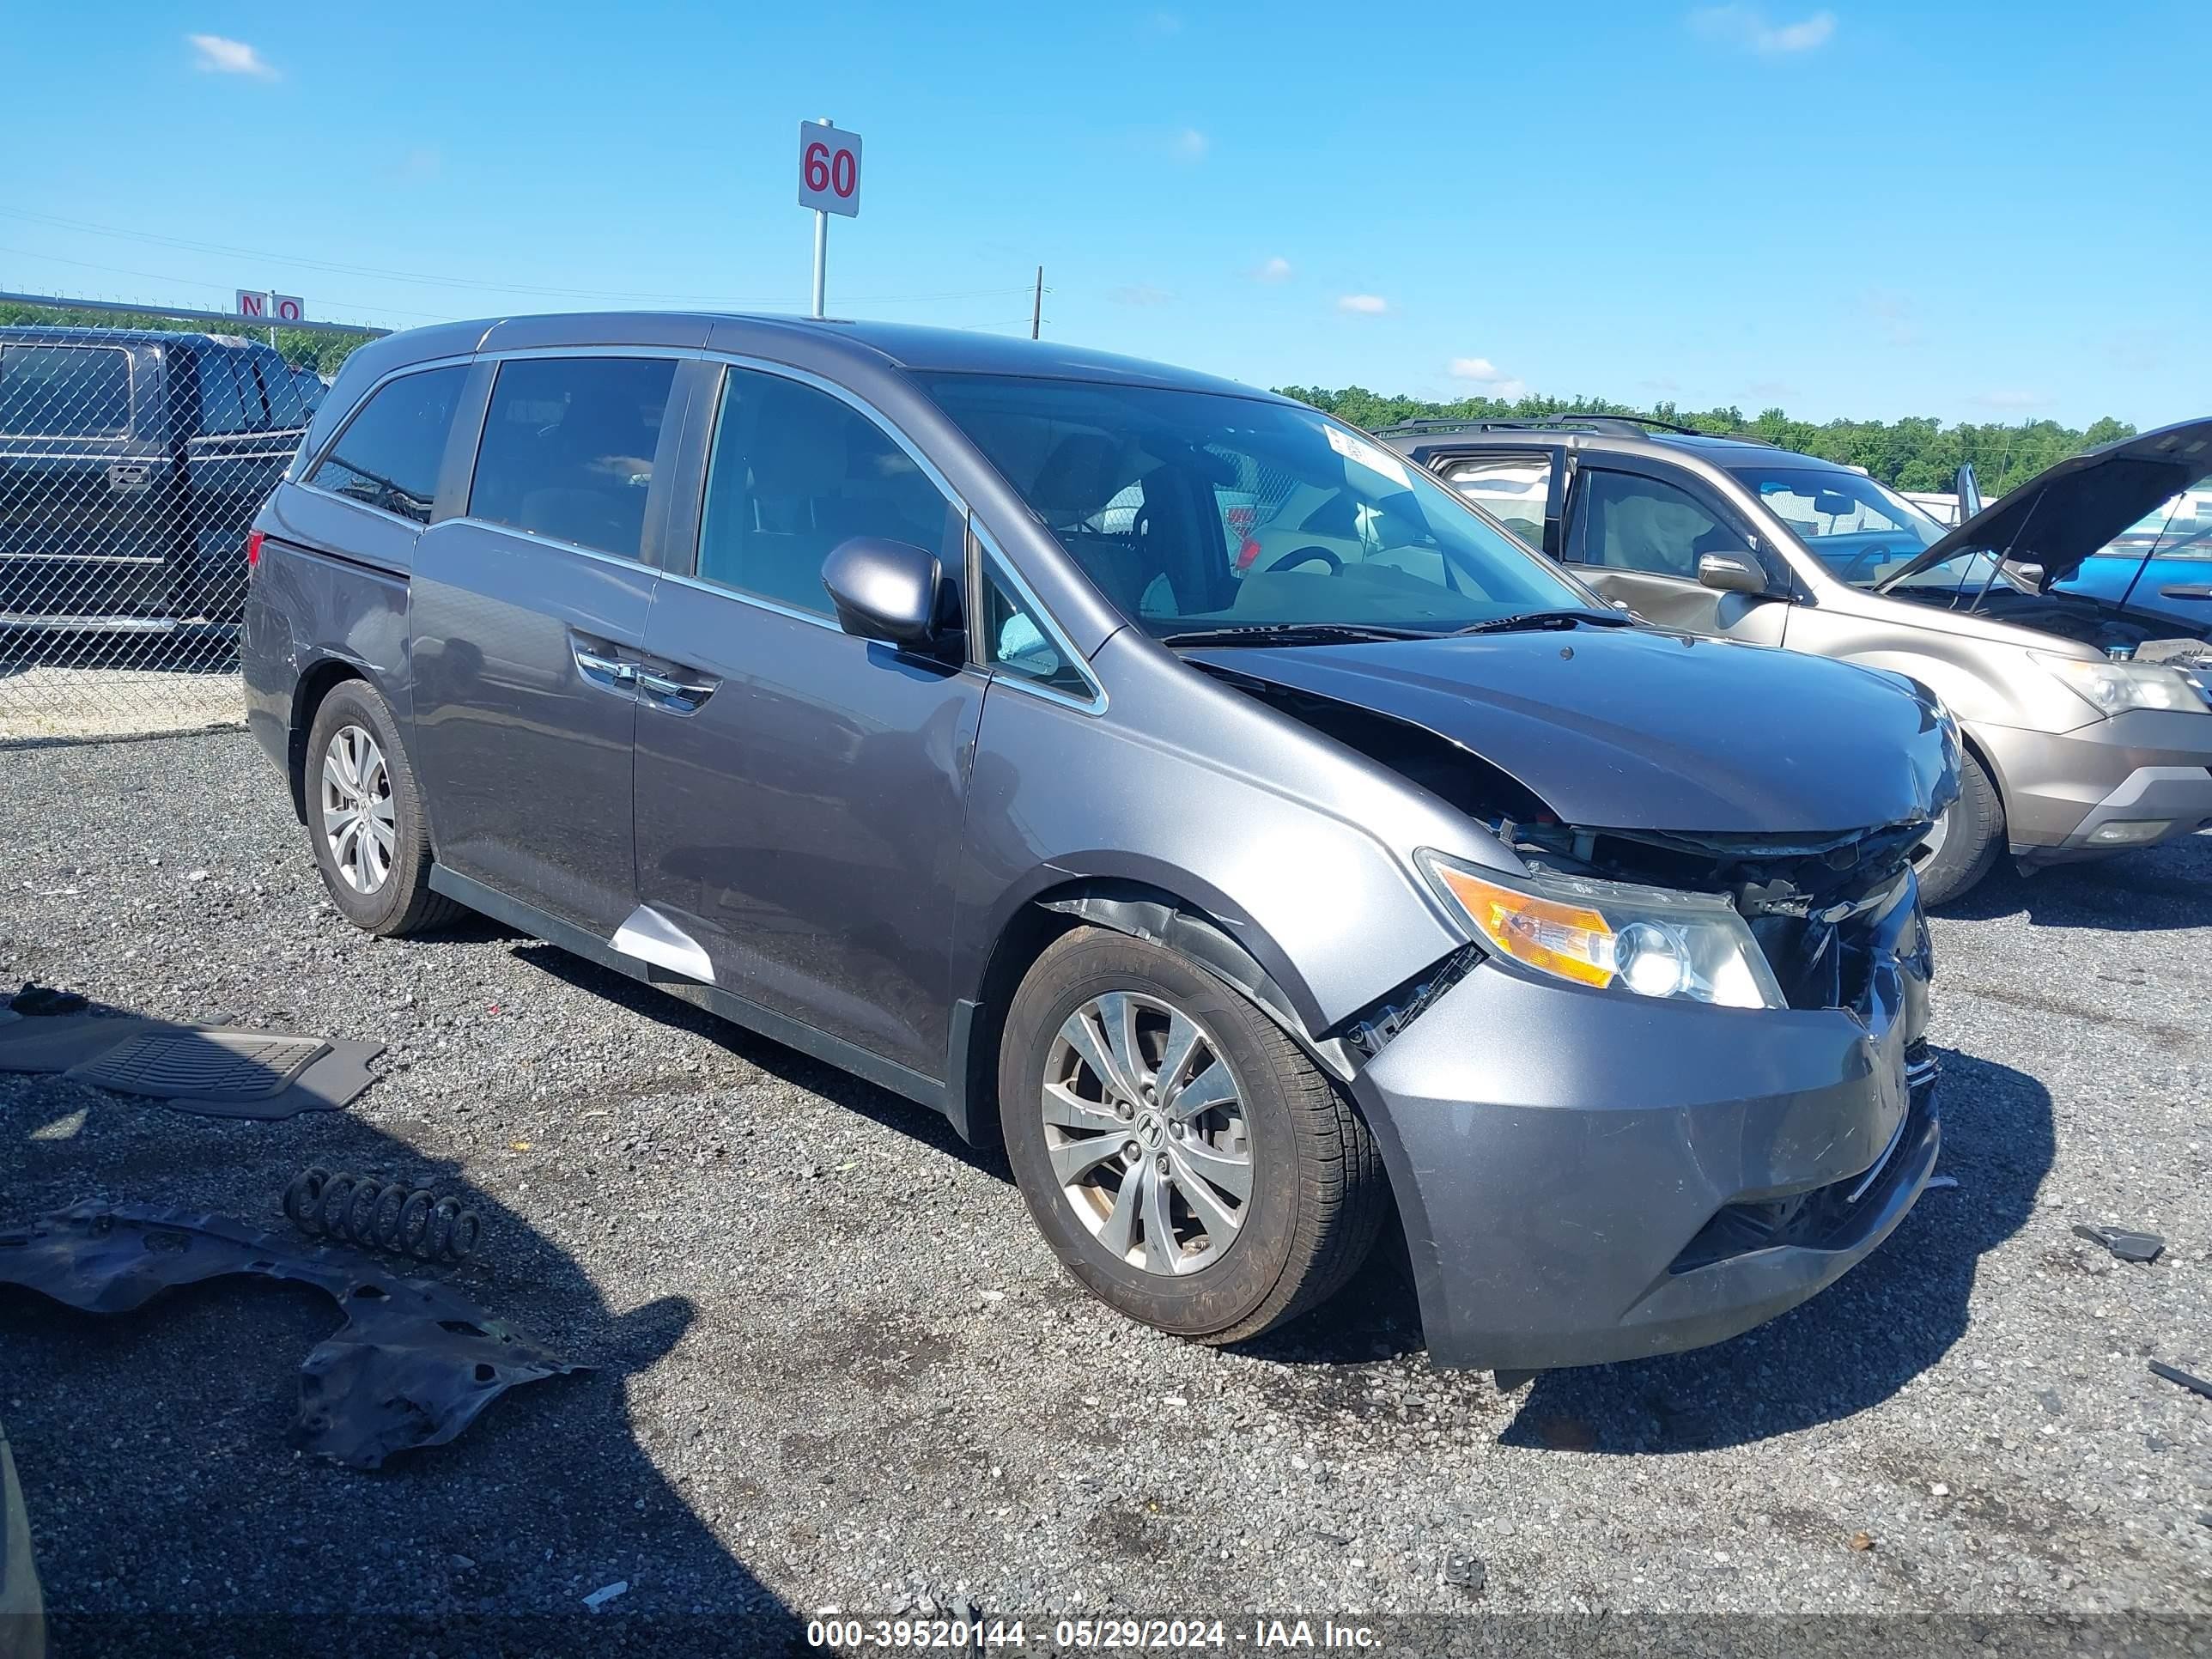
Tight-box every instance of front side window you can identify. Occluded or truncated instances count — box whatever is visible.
[1731,465,1946,589]
[1575,470,1744,579]
[469,356,675,559]
[923,375,1591,636]
[0,344,131,438]
[308,364,468,525]
[1443,454,1555,550]
[696,366,958,617]
[981,562,1091,698]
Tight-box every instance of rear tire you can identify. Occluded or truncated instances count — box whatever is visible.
[1916,748,2003,906]
[304,679,459,938]
[999,927,1387,1345]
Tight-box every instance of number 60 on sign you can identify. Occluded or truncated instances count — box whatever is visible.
[798,123,862,218]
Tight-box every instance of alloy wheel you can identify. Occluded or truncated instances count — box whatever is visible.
[1914,799,1952,868]
[1042,991,1252,1276]
[320,724,397,895]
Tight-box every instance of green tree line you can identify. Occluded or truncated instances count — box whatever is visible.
[0,301,372,375]
[1278,385,2136,495]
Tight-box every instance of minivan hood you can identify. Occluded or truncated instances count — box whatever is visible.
[1878,416,2212,592]
[1185,626,1951,835]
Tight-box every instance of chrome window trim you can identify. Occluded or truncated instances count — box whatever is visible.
[295,343,1097,698]
[973,519,1107,716]
[0,339,135,441]
[653,563,845,634]
[441,514,672,585]
[462,344,970,516]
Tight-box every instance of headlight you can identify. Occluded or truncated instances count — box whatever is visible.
[1417,852,1786,1010]
[2032,651,2204,716]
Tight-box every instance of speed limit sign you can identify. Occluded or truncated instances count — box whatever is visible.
[799,122,862,218]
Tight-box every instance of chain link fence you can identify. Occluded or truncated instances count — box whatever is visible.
[0,300,381,743]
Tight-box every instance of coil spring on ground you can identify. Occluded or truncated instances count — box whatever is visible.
[282,1167,481,1263]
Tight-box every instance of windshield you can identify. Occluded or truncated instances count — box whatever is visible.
[924,374,1599,638]
[1730,465,1959,589]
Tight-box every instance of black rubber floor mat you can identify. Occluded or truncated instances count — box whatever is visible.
[0,1015,380,1121]
[69,1029,328,1101]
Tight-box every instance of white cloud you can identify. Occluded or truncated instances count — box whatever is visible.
[1336,294,1390,316]
[1641,375,1682,394]
[1252,256,1293,283]
[1688,6,1836,54]
[1448,357,1525,398]
[187,33,277,78]
[1747,379,1799,398]
[1144,9,1184,33]
[1856,287,1920,348]
[1111,283,1174,307]
[1172,127,1208,161]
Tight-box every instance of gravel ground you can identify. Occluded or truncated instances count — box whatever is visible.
[3,729,2210,1651]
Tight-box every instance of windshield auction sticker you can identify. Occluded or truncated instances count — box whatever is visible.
[1322,424,1412,490]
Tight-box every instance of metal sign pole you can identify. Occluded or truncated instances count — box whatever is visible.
[810,116,832,319]
[811,210,828,319]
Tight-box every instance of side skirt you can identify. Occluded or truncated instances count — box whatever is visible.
[428,866,950,1117]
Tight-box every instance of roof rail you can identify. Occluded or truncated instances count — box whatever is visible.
[1376,412,1776,446]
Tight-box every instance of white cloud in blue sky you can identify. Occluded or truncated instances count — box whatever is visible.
[1688,6,1837,53]
[185,33,276,77]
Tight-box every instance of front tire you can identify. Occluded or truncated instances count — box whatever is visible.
[999,927,1387,1345]
[1915,748,2003,906]
[304,679,459,937]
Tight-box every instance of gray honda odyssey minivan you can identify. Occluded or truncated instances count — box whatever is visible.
[243,313,1956,1372]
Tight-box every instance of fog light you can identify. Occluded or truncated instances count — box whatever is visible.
[2087,819,2172,846]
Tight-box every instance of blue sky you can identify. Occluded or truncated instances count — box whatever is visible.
[3,2,2205,426]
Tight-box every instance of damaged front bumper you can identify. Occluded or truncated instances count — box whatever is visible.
[1350,884,1937,1373]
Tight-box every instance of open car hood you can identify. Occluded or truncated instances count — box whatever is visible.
[1877,416,2212,592]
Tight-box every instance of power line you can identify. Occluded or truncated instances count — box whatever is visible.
[0,204,1036,309]
[0,244,450,322]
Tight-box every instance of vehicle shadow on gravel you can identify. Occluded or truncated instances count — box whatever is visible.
[0,1024,806,1656]
[511,942,1011,1178]
[1936,830,2212,932]
[1491,1047,2054,1454]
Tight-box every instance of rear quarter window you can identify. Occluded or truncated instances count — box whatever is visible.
[307,364,469,525]
[0,343,132,438]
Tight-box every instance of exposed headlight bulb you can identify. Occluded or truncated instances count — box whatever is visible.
[1612,921,1691,998]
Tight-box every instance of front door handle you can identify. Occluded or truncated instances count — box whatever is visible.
[636,668,718,714]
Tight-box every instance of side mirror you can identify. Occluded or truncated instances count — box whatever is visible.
[1698,552,1768,596]
[1955,463,1982,520]
[821,537,951,650]
[2012,562,2045,586]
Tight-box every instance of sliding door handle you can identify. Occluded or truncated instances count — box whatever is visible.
[573,647,638,695]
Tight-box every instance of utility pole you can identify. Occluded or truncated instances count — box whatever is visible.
[1031,266,1042,340]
